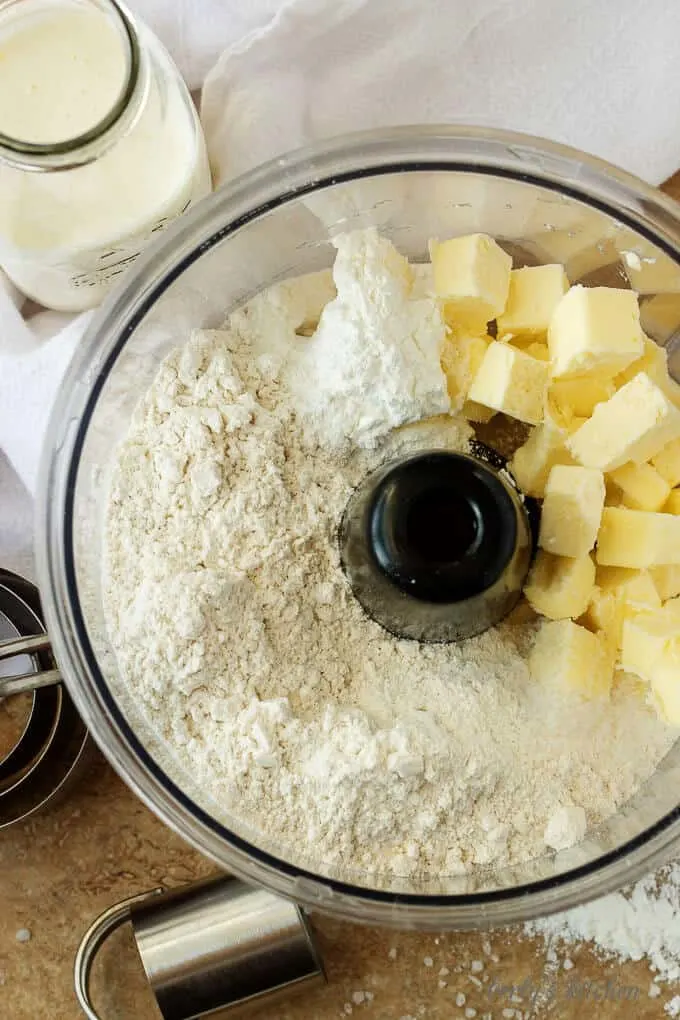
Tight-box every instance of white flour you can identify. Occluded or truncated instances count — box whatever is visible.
[103,229,677,886]
[524,860,680,1003]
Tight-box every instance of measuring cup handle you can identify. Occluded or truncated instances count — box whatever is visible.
[0,633,61,697]
[74,888,164,1020]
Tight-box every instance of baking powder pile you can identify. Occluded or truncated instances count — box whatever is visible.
[103,228,676,885]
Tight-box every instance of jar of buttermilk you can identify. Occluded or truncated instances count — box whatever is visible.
[0,0,212,311]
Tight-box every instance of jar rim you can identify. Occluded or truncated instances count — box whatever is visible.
[0,0,142,170]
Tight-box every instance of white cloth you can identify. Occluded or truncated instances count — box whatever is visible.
[1,0,680,575]
[201,0,680,186]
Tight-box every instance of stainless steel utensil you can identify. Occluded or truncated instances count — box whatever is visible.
[75,875,325,1019]
[0,632,61,697]
[0,568,90,826]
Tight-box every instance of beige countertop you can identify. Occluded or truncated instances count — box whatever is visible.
[2,756,677,1020]
[2,173,680,1020]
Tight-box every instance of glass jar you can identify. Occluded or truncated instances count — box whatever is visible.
[0,0,211,311]
[37,127,680,928]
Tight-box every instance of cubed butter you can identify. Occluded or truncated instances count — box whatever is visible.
[663,490,680,515]
[615,335,672,391]
[430,233,512,330]
[539,465,605,558]
[584,570,659,652]
[652,437,680,488]
[650,656,680,726]
[524,550,595,620]
[596,566,660,605]
[529,619,612,699]
[604,478,623,507]
[548,285,643,379]
[583,586,617,630]
[524,341,551,361]
[566,372,680,471]
[497,264,569,336]
[620,605,680,723]
[596,565,641,591]
[620,606,678,682]
[467,341,550,425]
[510,419,575,498]
[619,571,662,610]
[440,332,491,413]
[498,333,550,360]
[650,565,680,600]
[549,376,616,419]
[583,587,624,649]
[596,507,680,567]
[608,461,671,512]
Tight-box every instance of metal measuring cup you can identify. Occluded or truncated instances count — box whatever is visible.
[0,568,90,826]
[75,874,325,1019]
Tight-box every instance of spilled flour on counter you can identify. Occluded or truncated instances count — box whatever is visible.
[525,861,680,984]
[519,860,680,1013]
[103,228,676,885]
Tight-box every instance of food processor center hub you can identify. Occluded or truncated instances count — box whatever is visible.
[340,450,534,643]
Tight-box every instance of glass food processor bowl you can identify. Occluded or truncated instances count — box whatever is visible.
[36,127,680,929]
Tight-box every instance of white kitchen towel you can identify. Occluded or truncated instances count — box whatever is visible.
[201,0,680,186]
[2,0,680,572]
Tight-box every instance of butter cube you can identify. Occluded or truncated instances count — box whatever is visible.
[615,335,672,391]
[619,571,662,610]
[548,285,643,379]
[566,372,680,471]
[620,607,678,682]
[524,341,551,361]
[583,587,624,647]
[440,332,491,413]
[584,587,616,630]
[502,333,552,361]
[596,507,680,567]
[431,233,512,330]
[652,438,680,488]
[529,620,612,699]
[650,657,680,726]
[664,490,680,515]
[595,565,639,591]
[608,462,671,512]
[650,565,680,600]
[510,419,575,498]
[524,550,595,620]
[596,566,660,606]
[539,465,605,557]
[497,264,569,336]
[585,570,659,651]
[604,478,623,507]
[550,376,616,419]
[467,341,550,425]
[620,605,680,722]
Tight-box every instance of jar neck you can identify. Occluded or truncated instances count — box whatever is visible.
[0,0,147,172]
